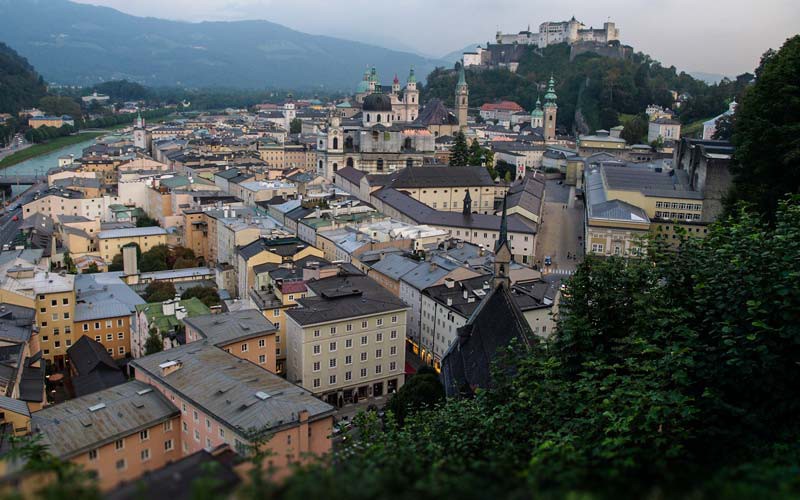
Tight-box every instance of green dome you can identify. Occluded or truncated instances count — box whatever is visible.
[531,108,544,118]
[355,80,371,93]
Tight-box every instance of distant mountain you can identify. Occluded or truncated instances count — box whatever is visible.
[0,0,447,90]
[689,72,731,84]
[0,41,47,114]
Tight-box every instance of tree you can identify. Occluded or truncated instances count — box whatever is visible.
[620,114,648,144]
[168,246,195,269]
[449,131,470,166]
[62,252,76,274]
[144,327,163,355]
[711,113,735,140]
[84,262,100,274]
[140,244,169,272]
[108,242,140,272]
[135,214,159,227]
[386,365,444,425]
[726,36,800,221]
[290,118,302,134]
[39,95,81,118]
[181,285,221,308]
[143,281,176,302]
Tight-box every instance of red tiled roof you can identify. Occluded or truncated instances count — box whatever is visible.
[480,101,524,112]
[280,281,308,294]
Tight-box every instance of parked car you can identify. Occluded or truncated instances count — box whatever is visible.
[11,215,19,222]
[544,255,552,266]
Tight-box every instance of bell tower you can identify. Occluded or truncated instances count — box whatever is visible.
[543,75,558,142]
[455,63,469,130]
[493,194,511,290]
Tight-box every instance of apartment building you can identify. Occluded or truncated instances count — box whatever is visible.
[97,226,168,263]
[73,300,134,360]
[31,380,181,491]
[184,310,278,373]
[22,189,121,222]
[236,237,324,300]
[285,273,408,406]
[132,343,334,477]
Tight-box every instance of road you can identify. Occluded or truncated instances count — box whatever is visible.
[0,179,47,247]
[535,179,585,275]
[0,134,30,161]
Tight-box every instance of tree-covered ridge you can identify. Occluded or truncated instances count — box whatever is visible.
[424,43,753,133]
[0,41,47,115]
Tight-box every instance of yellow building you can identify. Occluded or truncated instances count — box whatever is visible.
[97,226,168,263]
[236,237,324,299]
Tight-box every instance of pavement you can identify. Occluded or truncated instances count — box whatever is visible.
[0,179,47,247]
[535,179,585,274]
[0,135,30,161]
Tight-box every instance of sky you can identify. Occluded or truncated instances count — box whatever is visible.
[73,0,800,76]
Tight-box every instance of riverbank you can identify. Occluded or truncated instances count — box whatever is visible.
[0,133,104,169]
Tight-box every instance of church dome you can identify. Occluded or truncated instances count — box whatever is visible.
[362,93,393,112]
[355,80,371,94]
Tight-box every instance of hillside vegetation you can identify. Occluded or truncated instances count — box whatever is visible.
[424,44,753,133]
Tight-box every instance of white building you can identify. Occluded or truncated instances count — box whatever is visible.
[495,18,619,48]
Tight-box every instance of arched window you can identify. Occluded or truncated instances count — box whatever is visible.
[318,160,323,170]
[406,158,413,168]
[366,113,371,122]
[333,138,338,150]
[549,115,553,121]
[377,159,384,171]
[376,114,381,123]
[345,137,353,150]
[332,162,338,172]
[403,138,412,150]
[372,131,379,141]
[346,157,354,168]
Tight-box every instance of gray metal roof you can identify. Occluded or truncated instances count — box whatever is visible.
[369,253,420,281]
[131,344,334,439]
[287,274,408,326]
[32,380,179,459]
[184,309,276,346]
[75,273,146,313]
[399,261,451,290]
[97,226,168,239]
[0,395,30,416]
[602,165,702,200]
[74,300,132,322]
[388,165,495,188]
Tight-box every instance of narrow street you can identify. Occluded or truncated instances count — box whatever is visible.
[535,179,584,274]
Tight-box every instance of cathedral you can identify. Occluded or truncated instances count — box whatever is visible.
[354,66,420,123]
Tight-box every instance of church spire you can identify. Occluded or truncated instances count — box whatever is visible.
[495,194,508,253]
[493,194,511,290]
[457,63,467,88]
[462,189,472,216]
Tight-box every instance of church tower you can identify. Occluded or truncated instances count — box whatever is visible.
[455,63,469,130]
[283,96,296,133]
[543,75,558,141]
[133,110,151,154]
[462,189,472,215]
[493,194,511,290]
[403,67,420,122]
[531,96,544,129]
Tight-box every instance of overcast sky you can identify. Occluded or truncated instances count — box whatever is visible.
[74,0,799,76]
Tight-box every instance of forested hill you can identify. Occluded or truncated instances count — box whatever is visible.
[424,44,754,133]
[0,41,47,114]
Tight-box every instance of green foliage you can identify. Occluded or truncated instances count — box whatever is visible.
[84,262,100,274]
[62,252,76,274]
[38,96,81,118]
[449,131,469,165]
[711,113,735,140]
[140,244,169,272]
[144,327,163,355]
[0,42,47,115]
[167,246,196,269]
[726,36,800,222]
[424,45,753,133]
[620,114,648,144]
[386,366,444,425]
[89,80,149,101]
[254,198,800,498]
[135,214,160,227]
[290,118,302,134]
[467,138,493,167]
[143,280,176,303]
[181,285,221,308]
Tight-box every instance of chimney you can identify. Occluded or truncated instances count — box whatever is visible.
[123,245,138,276]
[446,297,453,306]
[463,289,469,300]
[444,278,455,289]
[175,306,187,321]
[162,297,177,316]
[158,360,182,377]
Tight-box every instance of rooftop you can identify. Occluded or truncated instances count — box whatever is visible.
[131,343,334,440]
[98,226,168,239]
[184,309,276,346]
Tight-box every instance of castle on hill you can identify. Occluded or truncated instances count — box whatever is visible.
[495,17,619,48]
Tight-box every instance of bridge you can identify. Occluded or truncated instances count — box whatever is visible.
[0,175,39,186]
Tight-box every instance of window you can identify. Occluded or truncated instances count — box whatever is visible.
[329,341,337,352]
[63,312,70,320]
[54,341,60,348]
[51,299,57,307]
[141,449,150,462]
[88,449,98,461]
[140,429,149,441]
[391,315,397,323]
[115,439,124,450]
[330,326,336,334]
[219,428,225,439]
[313,329,320,337]
[330,358,337,368]
[241,343,248,352]
[52,313,58,321]
[193,410,198,422]
[94,322,100,330]
[313,378,320,388]
[258,339,265,348]
[346,323,352,332]
[345,355,352,365]
[65,326,71,334]
[361,352,367,361]
[360,368,367,378]
[376,364,382,374]
[376,333,383,342]
[206,418,211,430]
[118,346,125,355]
[116,459,126,471]
[361,321,368,329]
[258,354,266,364]
[361,336,368,345]
[83,324,89,332]
[118,332,124,339]
[313,361,320,372]
[376,349,383,359]
[194,430,200,442]
[390,330,397,340]
[164,421,172,432]
[165,439,174,451]
[329,375,336,384]
[390,361,397,371]
[106,334,112,341]
[376,318,383,326]
[313,345,321,355]
[390,346,397,356]
[62,298,69,305]
[117,318,123,327]
[345,339,352,348]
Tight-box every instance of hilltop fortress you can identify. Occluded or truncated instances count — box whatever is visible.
[464,17,629,71]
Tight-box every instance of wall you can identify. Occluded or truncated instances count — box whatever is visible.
[74,314,131,359]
